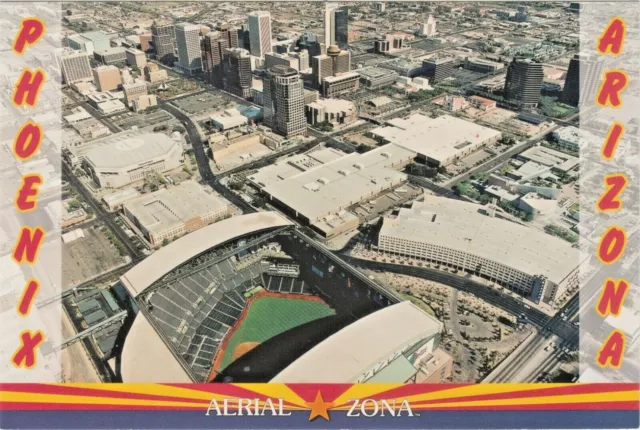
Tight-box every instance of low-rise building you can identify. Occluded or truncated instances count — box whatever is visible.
[144,62,169,83]
[132,94,158,112]
[123,80,148,107]
[377,197,582,304]
[305,98,357,127]
[463,57,504,73]
[552,126,591,152]
[321,71,360,97]
[357,67,399,89]
[368,114,502,167]
[210,108,248,131]
[123,181,231,246]
[94,47,127,65]
[125,48,147,69]
[72,118,112,139]
[469,95,497,111]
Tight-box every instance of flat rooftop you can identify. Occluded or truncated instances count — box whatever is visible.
[519,146,579,172]
[124,181,229,234]
[248,147,346,188]
[262,144,414,222]
[370,114,501,163]
[77,130,181,169]
[271,301,442,383]
[379,197,581,284]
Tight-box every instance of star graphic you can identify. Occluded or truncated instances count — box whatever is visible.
[306,390,333,422]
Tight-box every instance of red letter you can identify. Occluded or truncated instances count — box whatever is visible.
[596,174,627,212]
[597,226,626,264]
[12,68,46,108]
[596,279,629,317]
[15,174,43,212]
[596,330,626,368]
[17,279,40,316]
[12,18,45,55]
[11,330,44,369]
[12,226,45,264]
[597,17,626,55]
[601,122,624,160]
[597,70,628,108]
[13,121,43,160]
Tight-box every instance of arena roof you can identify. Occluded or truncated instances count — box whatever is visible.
[120,212,292,297]
[120,311,192,383]
[271,301,442,383]
[262,144,413,223]
[370,114,502,164]
[80,131,181,169]
[379,197,581,284]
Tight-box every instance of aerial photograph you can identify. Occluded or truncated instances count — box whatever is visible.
[1,1,638,387]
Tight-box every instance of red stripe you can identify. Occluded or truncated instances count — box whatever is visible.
[0,384,206,405]
[411,383,640,406]
[0,400,637,411]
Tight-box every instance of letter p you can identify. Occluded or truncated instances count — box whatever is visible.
[13,18,45,55]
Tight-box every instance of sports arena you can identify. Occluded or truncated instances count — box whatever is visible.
[115,212,442,383]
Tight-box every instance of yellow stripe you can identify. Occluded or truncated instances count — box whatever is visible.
[50,383,217,401]
[234,383,307,407]
[389,384,572,403]
[333,384,403,406]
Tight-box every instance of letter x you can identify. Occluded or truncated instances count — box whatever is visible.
[12,330,44,368]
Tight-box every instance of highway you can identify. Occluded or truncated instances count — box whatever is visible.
[489,230,639,382]
[158,100,256,214]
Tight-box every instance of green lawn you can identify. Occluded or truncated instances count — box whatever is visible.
[220,296,334,370]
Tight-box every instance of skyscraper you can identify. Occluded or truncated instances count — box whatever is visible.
[325,5,349,49]
[59,48,92,84]
[420,15,437,36]
[175,23,203,74]
[223,48,253,99]
[248,11,273,57]
[92,65,121,91]
[201,25,239,87]
[503,58,544,108]
[562,54,604,107]
[334,7,349,49]
[151,22,177,65]
[263,65,306,137]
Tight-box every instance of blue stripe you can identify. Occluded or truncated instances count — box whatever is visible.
[1,410,638,429]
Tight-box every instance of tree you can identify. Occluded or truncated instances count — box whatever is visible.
[162,238,170,246]
[525,213,534,222]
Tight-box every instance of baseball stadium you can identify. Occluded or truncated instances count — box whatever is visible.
[114,212,442,383]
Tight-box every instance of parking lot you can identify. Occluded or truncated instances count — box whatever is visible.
[62,226,129,289]
[172,92,230,115]
[111,110,177,131]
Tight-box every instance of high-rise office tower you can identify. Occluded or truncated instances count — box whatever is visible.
[59,48,92,84]
[324,5,349,49]
[151,22,177,65]
[324,4,336,47]
[222,48,253,99]
[201,26,239,87]
[562,54,604,107]
[248,11,272,57]
[175,23,202,74]
[312,54,333,89]
[420,15,437,36]
[334,7,349,49]
[423,57,453,83]
[263,65,306,137]
[504,58,544,108]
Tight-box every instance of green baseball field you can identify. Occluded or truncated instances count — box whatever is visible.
[217,294,335,371]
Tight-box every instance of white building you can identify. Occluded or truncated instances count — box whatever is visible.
[419,15,437,36]
[552,126,592,152]
[368,114,502,167]
[175,22,203,74]
[124,181,231,246]
[378,197,582,304]
[248,11,273,57]
[80,131,184,189]
[59,48,92,84]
